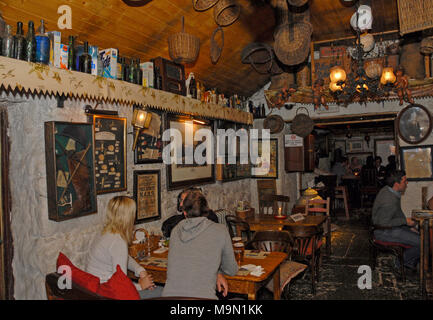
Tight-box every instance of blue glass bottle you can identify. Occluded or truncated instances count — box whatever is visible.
[35,19,50,64]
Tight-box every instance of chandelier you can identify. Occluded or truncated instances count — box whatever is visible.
[328,4,397,106]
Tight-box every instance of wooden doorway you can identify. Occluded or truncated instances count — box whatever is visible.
[0,109,13,299]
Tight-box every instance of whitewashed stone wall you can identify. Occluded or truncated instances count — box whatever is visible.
[250,81,433,215]
[4,92,251,299]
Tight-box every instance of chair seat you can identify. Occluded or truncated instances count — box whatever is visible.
[372,238,412,249]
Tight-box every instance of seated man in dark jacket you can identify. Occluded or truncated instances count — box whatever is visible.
[161,187,218,238]
[372,170,420,271]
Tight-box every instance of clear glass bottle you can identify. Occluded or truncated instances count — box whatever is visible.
[35,19,50,64]
[67,35,75,71]
[79,41,92,74]
[3,25,14,58]
[25,21,36,62]
[14,22,26,60]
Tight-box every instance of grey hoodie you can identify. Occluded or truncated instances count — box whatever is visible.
[162,217,238,299]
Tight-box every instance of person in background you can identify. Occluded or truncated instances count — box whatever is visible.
[372,170,420,272]
[161,187,218,238]
[374,156,387,185]
[362,155,375,170]
[349,156,362,176]
[385,155,397,176]
[331,156,350,185]
[162,191,238,299]
[86,196,163,299]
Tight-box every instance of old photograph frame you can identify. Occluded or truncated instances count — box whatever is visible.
[93,115,127,194]
[400,145,433,181]
[166,113,215,190]
[133,170,161,224]
[44,121,98,222]
[134,108,164,164]
[251,138,278,179]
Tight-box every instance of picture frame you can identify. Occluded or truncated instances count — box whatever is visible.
[133,170,161,224]
[134,108,164,164]
[236,123,252,179]
[93,115,127,194]
[400,145,433,181]
[44,121,98,222]
[215,120,238,182]
[166,114,215,190]
[396,103,432,145]
[251,138,278,179]
[374,138,395,166]
[347,139,363,153]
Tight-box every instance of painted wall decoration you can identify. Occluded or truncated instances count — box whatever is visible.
[93,115,127,194]
[44,121,97,221]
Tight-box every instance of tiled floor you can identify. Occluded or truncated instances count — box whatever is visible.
[261,209,424,300]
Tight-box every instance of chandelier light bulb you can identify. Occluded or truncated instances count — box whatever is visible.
[380,67,396,85]
[329,81,343,92]
[329,66,347,83]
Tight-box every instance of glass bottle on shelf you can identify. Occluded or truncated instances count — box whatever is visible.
[35,19,50,64]
[122,57,129,82]
[14,22,26,60]
[79,41,92,74]
[154,66,162,90]
[25,21,36,62]
[0,11,6,39]
[128,58,136,83]
[135,58,142,85]
[67,35,75,71]
[3,25,14,58]
[189,73,197,99]
[117,53,123,81]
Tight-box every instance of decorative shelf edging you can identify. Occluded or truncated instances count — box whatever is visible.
[0,56,252,125]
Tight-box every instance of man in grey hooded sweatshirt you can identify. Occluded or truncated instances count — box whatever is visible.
[162,190,239,299]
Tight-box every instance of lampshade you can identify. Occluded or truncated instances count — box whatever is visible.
[132,109,152,151]
[380,67,396,85]
[329,66,347,83]
[329,81,343,92]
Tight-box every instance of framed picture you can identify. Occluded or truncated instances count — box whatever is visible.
[93,115,127,194]
[44,121,97,222]
[134,108,164,164]
[251,138,278,179]
[347,139,363,153]
[396,103,432,145]
[374,138,395,166]
[166,114,215,190]
[236,123,251,179]
[215,120,238,182]
[400,145,433,181]
[133,170,161,223]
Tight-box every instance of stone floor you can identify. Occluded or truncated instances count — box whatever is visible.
[260,209,424,300]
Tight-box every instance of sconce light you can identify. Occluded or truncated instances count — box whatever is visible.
[132,107,152,151]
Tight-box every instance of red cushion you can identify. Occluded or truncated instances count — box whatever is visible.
[96,265,140,300]
[56,252,100,293]
[306,239,323,256]
[373,239,412,249]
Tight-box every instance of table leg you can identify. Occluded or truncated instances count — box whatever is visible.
[273,269,280,300]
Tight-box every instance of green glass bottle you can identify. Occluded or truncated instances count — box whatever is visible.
[25,21,36,62]
[67,35,76,71]
[128,58,136,83]
[14,22,26,60]
[135,58,142,85]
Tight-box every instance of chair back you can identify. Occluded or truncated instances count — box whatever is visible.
[249,230,293,254]
[361,168,377,187]
[305,197,330,216]
[259,194,290,216]
[225,215,252,242]
[283,225,322,258]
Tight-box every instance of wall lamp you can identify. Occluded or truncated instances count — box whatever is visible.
[132,105,152,151]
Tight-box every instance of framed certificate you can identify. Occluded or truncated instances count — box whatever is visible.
[133,170,161,224]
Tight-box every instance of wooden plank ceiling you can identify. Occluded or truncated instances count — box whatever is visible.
[0,0,399,97]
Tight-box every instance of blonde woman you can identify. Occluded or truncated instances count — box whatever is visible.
[86,196,162,299]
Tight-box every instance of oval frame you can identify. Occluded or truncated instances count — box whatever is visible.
[396,103,433,145]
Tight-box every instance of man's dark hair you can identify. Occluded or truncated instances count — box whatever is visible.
[385,170,406,187]
[374,156,382,163]
[182,191,211,218]
[177,187,203,212]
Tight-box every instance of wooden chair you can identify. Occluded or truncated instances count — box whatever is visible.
[225,215,253,242]
[334,185,350,220]
[305,197,331,255]
[360,168,380,208]
[283,225,323,295]
[369,226,411,282]
[259,194,290,216]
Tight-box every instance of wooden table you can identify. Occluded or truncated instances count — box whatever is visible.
[136,250,287,300]
[411,211,433,298]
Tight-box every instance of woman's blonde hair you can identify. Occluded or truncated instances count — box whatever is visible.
[102,196,136,244]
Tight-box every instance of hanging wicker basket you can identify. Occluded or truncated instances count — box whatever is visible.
[421,36,433,55]
[291,107,314,137]
[241,42,274,74]
[168,16,200,64]
[273,21,312,66]
[264,114,285,134]
[193,0,220,11]
[210,26,224,64]
[214,0,241,27]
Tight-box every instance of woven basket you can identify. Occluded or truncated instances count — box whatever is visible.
[264,115,285,134]
[291,107,314,138]
[288,0,309,7]
[241,42,274,74]
[421,36,433,54]
[210,26,224,64]
[128,228,149,258]
[193,0,219,11]
[168,16,200,64]
[273,21,312,66]
[214,0,241,27]
[296,62,310,87]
